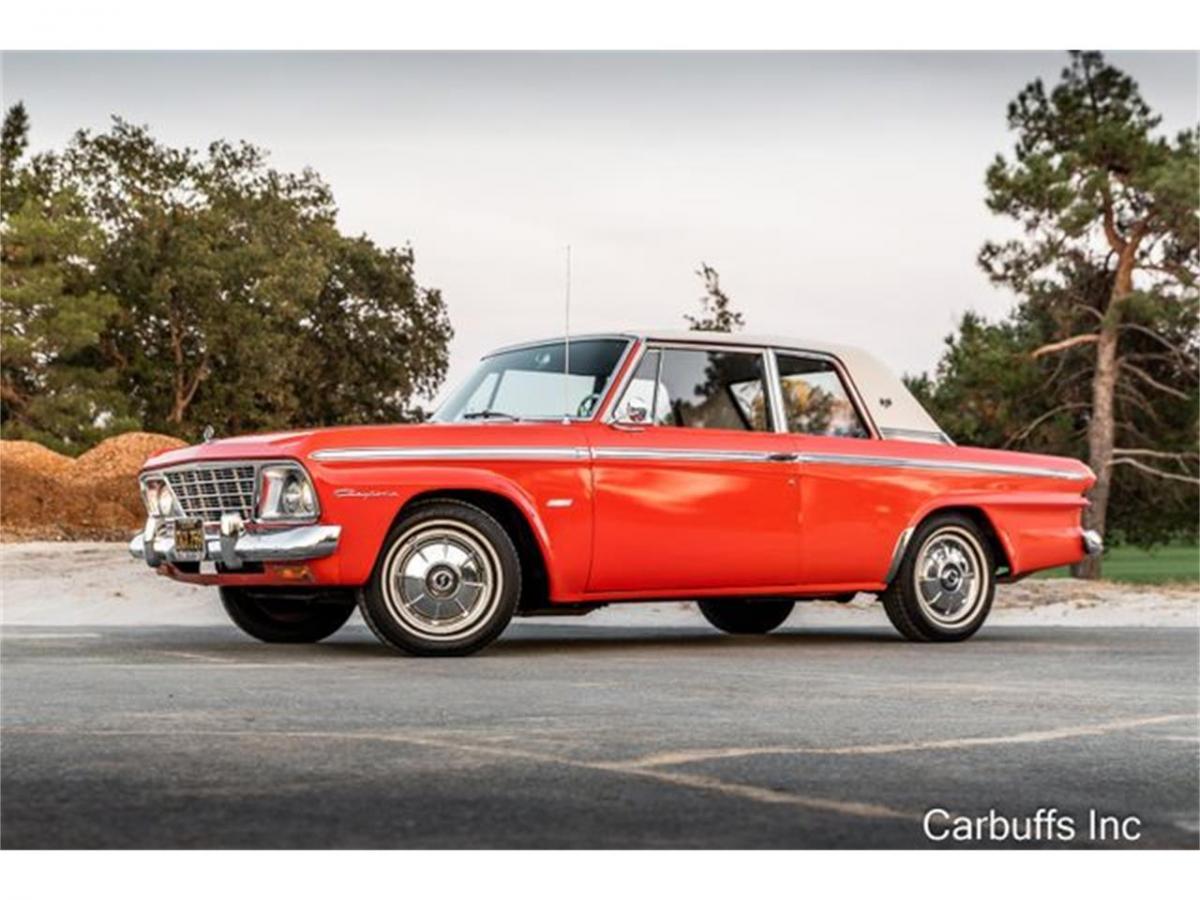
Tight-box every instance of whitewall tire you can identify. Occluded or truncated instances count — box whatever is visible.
[359,500,521,656]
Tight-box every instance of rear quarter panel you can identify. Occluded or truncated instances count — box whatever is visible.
[794,435,1093,584]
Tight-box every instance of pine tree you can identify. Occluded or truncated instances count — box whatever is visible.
[979,51,1198,576]
[686,263,745,333]
[1,104,133,452]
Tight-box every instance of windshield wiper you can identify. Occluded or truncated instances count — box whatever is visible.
[461,410,521,421]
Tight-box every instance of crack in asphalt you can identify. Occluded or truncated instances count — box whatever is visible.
[605,713,1200,768]
[7,712,1193,824]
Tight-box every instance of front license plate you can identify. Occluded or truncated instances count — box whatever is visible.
[172,519,206,561]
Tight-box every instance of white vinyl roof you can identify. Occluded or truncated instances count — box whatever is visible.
[491,330,949,441]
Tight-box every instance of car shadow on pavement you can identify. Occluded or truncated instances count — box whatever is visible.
[0,623,1048,664]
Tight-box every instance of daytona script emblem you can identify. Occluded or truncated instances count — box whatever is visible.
[333,488,399,499]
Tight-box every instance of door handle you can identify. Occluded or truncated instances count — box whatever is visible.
[766,452,799,462]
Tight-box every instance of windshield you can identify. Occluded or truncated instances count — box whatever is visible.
[434,339,630,422]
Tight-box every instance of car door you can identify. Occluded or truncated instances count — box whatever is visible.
[771,350,895,585]
[586,343,802,595]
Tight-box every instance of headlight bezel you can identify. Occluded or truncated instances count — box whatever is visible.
[256,462,321,523]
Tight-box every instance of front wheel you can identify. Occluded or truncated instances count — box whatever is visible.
[358,500,521,656]
[698,598,795,635]
[880,513,996,642]
[219,587,356,643]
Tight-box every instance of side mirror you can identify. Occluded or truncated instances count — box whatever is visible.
[611,399,649,429]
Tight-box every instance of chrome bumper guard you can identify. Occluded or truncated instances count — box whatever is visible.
[130,515,340,570]
[1082,529,1104,557]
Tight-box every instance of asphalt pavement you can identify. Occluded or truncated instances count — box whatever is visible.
[2,615,1197,849]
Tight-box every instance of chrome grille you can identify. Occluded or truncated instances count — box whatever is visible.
[164,464,257,522]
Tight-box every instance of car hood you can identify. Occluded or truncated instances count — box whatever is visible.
[139,422,573,472]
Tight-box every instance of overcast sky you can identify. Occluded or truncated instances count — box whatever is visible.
[3,51,1196,401]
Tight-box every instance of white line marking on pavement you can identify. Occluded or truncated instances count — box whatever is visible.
[157,650,240,664]
[3,726,915,821]
[0,632,103,639]
[590,763,911,820]
[124,650,324,669]
[376,732,913,821]
[10,714,1192,823]
[611,713,1199,768]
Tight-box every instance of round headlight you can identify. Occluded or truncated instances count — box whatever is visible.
[299,479,315,513]
[156,485,177,517]
[281,476,304,514]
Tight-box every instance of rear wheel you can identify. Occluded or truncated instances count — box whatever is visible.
[219,587,356,643]
[880,513,995,642]
[359,500,521,656]
[698,598,795,635]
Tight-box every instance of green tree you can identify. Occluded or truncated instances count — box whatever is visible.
[292,236,452,425]
[686,263,744,333]
[978,51,1198,576]
[911,259,1199,552]
[1,104,135,452]
[63,121,340,435]
[1,102,30,215]
[59,117,451,440]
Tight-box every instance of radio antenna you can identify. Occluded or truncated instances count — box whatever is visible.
[562,244,571,424]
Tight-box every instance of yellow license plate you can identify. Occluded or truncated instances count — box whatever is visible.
[173,519,205,560]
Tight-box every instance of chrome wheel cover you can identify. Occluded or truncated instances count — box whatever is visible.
[912,526,987,627]
[381,519,502,640]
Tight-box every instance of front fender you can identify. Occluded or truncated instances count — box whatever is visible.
[307,460,589,594]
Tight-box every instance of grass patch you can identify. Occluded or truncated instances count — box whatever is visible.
[1036,542,1199,585]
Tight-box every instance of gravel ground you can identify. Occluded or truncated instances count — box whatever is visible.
[2,542,1197,629]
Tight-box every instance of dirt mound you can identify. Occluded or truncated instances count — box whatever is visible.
[1,440,74,476]
[1,432,187,541]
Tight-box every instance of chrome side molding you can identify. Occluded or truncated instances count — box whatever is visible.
[796,452,1087,481]
[308,444,1086,480]
[311,446,589,462]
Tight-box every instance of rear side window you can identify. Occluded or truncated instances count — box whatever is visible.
[639,348,773,432]
[776,354,869,438]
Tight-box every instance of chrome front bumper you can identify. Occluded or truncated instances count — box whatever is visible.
[1082,529,1104,557]
[129,516,341,569]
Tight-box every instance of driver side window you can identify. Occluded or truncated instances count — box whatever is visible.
[616,347,773,431]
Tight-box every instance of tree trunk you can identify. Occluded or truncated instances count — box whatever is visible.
[1074,255,1134,579]
[1075,323,1118,578]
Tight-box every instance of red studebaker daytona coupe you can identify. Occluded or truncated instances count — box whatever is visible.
[131,331,1101,655]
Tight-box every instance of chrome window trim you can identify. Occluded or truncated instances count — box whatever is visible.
[879,426,954,445]
[483,332,638,358]
[600,339,649,423]
[763,348,788,436]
